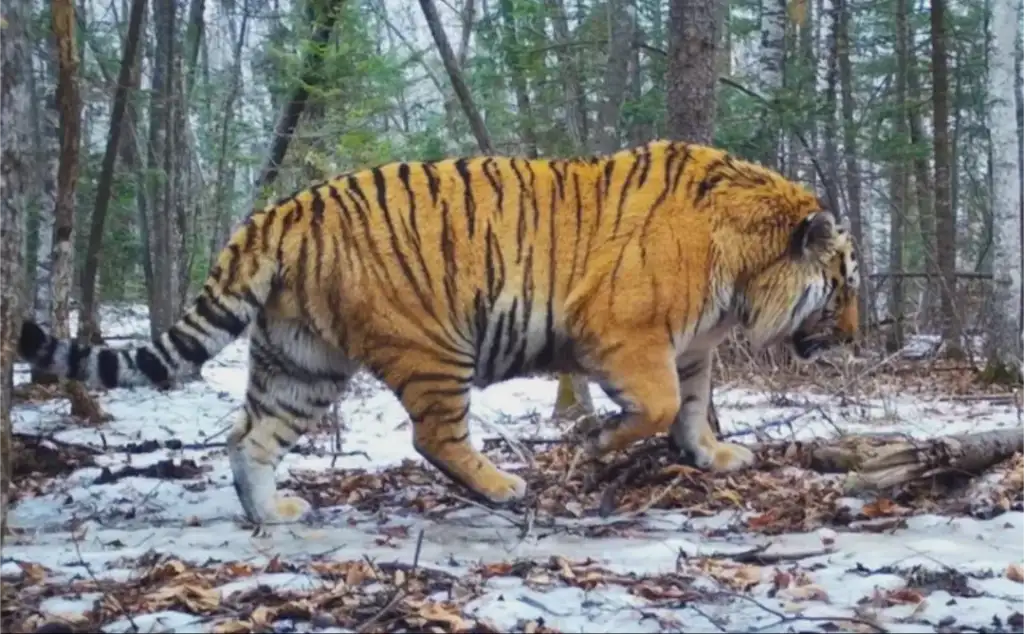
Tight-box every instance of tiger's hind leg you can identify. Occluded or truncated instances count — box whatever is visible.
[668,351,754,472]
[379,359,527,504]
[228,321,353,525]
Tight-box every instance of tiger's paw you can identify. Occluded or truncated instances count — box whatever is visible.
[708,442,756,472]
[477,471,528,504]
[582,413,629,457]
[272,496,313,522]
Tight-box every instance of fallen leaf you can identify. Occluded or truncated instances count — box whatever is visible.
[418,602,469,632]
[16,561,48,584]
[861,498,908,519]
[212,620,251,634]
[772,569,792,591]
[1006,563,1024,583]
[785,583,830,603]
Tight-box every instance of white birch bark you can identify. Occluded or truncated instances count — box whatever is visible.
[986,0,1024,374]
[759,0,786,167]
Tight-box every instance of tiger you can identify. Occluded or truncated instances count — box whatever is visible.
[17,140,860,526]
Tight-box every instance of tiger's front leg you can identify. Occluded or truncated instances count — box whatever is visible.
[582,341,683,456]
[668,350,755,472]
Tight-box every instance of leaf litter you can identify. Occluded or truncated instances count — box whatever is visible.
[5,309,1024,633]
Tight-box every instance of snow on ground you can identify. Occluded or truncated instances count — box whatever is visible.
[4,305,1023,633]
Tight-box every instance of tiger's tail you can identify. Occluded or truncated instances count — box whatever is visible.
[18,210,281,390]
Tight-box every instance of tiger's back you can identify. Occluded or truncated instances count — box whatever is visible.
[18,140,860,526]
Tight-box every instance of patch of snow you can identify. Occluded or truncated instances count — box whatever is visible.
[6,305,1023,633]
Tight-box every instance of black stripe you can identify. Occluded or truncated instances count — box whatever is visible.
[481,158,504,212]
[136,347,170,385]
[67,343,90,379]
[422,162,440,205]
[97,349,119,387]
[613,154,642,234]
[454,158,476,237]
[167,328,209,365]
[676,360,704,382]
[511,159,528,264]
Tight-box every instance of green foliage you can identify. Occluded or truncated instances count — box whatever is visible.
[45,0,1007,345]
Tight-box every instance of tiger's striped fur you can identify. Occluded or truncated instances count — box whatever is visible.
[18,141,860,525]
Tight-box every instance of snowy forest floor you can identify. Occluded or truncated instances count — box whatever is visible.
[3,305,1023,634]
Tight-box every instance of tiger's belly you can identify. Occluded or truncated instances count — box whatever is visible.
[470,295,573,388]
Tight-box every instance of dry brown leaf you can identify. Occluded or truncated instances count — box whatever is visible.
[250,605,274,626]
[784,583,830,603]
[16,561,49,585]
[713,489,744,507]
[478,562,514,578]
[417,602,470,632]
[346,563,369,586]
[884,588,926,605]
[212,619,253,634]
[861,498,908,519]
[772,569,793,590]
[146,583,221,613]
[1006,563,1024,583]
[733,565,763,589]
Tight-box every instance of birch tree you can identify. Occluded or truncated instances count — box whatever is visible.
[983,0,1023,381]
[758,0,786,168]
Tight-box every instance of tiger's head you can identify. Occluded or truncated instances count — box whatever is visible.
[739,210,860,362]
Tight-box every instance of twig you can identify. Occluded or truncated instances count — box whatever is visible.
[69,525,140,633]
[720,409,812,441]
[714,589,888,633]
[12,432,102,455]
[473,414,537,469]
[447,493,527,531]
[620,474,684,518]
[355,529,425,633]
[716,545,835,565]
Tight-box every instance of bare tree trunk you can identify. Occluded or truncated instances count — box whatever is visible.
[0,0,32,542]
[982,0,1023,382]
[27,39,59,385]
[757,0,786,168]
[835,0,868,331]
[1017,0,1023,237]
[419,0,493,154]
[545,0,587,149]
[145,0,171,338]
[182,0,204,97]
[664,0,724,436]
[591,0,634,154]
[930,0,962,358]
[665,0,720,145]
[255,0,345,198]
[50,0,106,423]
[78,0,147,344]
[822,0,842,225]
[793,0,815,186]
[499,0,538,157]
[46,20,74,307]
[906,44,937,329]
[888,0,910,352]
[627,24,648,147]
[208,0,249,270]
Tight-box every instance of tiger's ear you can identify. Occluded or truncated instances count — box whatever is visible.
[790,211,836,260]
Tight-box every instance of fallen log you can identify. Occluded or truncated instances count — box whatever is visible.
[773,428,1023,494]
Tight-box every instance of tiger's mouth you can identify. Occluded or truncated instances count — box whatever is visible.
[788,324,852,361]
